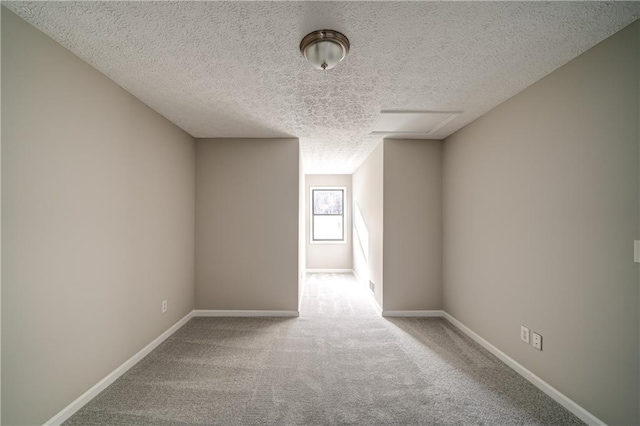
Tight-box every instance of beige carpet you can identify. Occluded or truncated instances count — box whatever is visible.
[65,273,583,425]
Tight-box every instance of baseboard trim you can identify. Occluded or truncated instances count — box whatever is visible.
[44,311,194,425]
[306,268,354,273]
[43,306,601,426]
[442,312,605,426]
[382,310,444,317]
[370,299,383,314]
[193,310,299,317]
[352,269,382,314]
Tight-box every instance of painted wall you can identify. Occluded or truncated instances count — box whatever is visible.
[2,9,195,425]
[443,21,640,425]
[195,138,299,312]
[383,139,442,311]
[305,174,353,270]
[352,143,384,308]
[1,6,4,423]
[299,151,306,307]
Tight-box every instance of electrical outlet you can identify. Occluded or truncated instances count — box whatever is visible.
[520,326,530,344]
[162,300,168,313]
[532,332,542,350]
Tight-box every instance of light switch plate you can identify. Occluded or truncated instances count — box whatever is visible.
[634,241,640,263]
[520,326,530,344]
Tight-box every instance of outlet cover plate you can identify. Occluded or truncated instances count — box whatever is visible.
[532,332,542,350]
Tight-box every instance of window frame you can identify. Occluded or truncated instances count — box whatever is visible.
[310,186,347,244]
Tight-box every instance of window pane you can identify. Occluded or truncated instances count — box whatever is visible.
[313,190,343,215]
[313,215,343,240]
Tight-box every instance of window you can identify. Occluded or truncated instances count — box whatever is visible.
[311,187,346,243]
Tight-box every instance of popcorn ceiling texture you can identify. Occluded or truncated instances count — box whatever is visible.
[5,1,640,173]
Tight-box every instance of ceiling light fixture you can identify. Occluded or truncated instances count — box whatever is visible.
[300,30,350,70]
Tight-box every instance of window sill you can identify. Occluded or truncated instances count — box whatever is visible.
[310,240,348,245]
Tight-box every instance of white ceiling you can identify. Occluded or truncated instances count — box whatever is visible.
[5,2,640,174]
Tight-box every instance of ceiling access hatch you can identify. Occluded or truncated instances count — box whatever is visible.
[370,111,460,138]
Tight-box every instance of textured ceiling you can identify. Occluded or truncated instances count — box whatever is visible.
[5,2,640,173]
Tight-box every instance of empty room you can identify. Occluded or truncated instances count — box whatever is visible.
[2,2,640,425]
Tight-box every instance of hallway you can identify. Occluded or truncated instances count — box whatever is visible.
[300,273,380,317]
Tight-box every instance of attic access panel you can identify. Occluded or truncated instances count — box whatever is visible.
[370,111,460,137]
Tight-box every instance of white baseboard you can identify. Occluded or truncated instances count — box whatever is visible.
[43,306,601,426]
[382,310,444,317]
[370,299,383,314]
[193,310,299,317]
[44,311,194,426]
[441,312,605,426]
[306,268,354,273]
[352,269,382,313]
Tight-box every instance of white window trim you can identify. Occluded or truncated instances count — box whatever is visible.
[310,186,348,245]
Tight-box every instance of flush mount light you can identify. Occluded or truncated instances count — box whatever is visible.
[300,30,350,70]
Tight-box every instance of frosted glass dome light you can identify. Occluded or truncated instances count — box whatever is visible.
[300,30,350,70]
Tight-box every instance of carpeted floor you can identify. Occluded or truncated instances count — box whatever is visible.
[66,273,583,425]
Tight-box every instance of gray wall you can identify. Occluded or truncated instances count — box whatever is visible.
[384,139,442,311]
[443,21,639,425]
[352,143,384,308]
[299,152,306,308]
[306,174,353,270]
[1,6,4,423]
[2,9,196,425]
[195,138,299,311]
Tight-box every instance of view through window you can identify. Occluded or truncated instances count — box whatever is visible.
[312,188,345,242]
